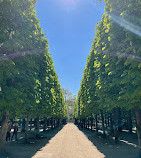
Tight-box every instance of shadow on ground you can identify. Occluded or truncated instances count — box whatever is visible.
[78,127,140,158]
[4,126,64,158]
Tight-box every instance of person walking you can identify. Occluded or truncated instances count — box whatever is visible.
[11,121,18,140]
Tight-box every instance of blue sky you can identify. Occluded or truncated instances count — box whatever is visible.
[36,0,105,95]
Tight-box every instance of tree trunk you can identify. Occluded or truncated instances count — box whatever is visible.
[134,106,141,156]
[118,108,122,132]
[30,118,32,131]
[53,119,56,128]
[86,119,88,129]
[43,117,47,132]
[19,119,22,130]
[87,119,89,129]
[78,119,80,127]
[127,110,132,133]
[110,112,114,133]
[91,118,93,130]
[113,108,119,143]
[107,117,110,127]
[88,118,90,129]
[47,119,50,126]
[84,119,86,128]
[51,118,53,129]
[105,115,108,129]
[75,119,77,125]
[22,118,26,132]
[101,110,106,136]
[95,114,98,133]
[25,114,29,143]
[35,116,40,138]
[81,119,83,128]
[80,119,82,128]
[0,111,9,153]
[57,119,60,127]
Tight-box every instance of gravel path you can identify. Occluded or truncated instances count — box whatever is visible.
[32,123,104,158]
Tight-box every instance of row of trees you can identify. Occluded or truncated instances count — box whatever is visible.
[0,0,67,152]
[74,0,141,154]
[62,88,76,121]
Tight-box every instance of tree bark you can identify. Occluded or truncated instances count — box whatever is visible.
[35,116,40,138]
[127,110,132,133]
[101,110,106,136]
[43,117,47,132]
[87,118,89,129]
[0,111,9,153]
[30,118,32,131]
[51,118,53,129]
[80,119,83,128]
[95,114,98,133]
[57,119,60,127]
[110,112,114,133]
[75,119,77,125]
[134,106,141,156]
[118,108,122,132]
[84,119,86,128]
[47,119,50,126]
[86,118,88,129]
[105,114,108,129]
[91,118,93,130]
[107,117,110,127]
[25,114,29,143]
[113,108,119,143]
[53,119,56,128]
[22,118,26,132]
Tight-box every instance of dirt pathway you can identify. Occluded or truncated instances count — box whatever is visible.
[32,123,104,158]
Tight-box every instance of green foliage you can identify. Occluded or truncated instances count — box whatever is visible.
[75,0,141,119]
[0,0,48,55]
[0,0,67,121]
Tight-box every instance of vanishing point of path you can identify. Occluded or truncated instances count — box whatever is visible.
[32,123,104,158]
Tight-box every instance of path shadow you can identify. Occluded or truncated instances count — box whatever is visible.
[118,131,138,147]
[5,126,64,158]
[78,127,140,158]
